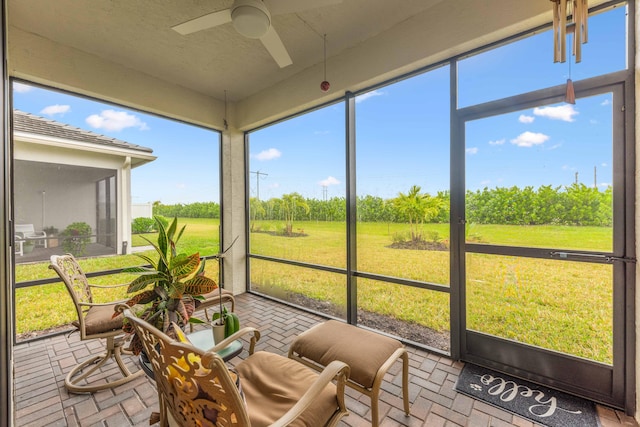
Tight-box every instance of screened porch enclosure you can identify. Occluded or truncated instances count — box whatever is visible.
[13,160,117,261]
[245,3,632,411]
[3,0,638,425]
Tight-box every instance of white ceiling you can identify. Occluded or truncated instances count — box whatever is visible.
[8,0,446,102]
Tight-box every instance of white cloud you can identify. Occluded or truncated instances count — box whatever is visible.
[601,163,608,167]
[601,99,611,106]
[533,105,578,122]
[519,115,535,124]
[466,147,478,154]
[268,183,280,190]
[489,138,505,146]
[86,109,149,131]
[314,130,330,135]
[480,180,491,186]
[40,104,71,116]
[255,148,282,161]
[355,90,384,103]
[319,176,340,186]
[510,131,549,147]
[13,82,33,93]
[548,143,562,150]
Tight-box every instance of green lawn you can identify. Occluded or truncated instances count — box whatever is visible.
[16,218,613,364]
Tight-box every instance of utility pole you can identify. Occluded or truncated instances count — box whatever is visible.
[575,171,578,184]
[322,185,328,201]
[594,166,597,188]
[249,170,268,200]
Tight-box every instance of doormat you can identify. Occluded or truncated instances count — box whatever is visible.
[454,364,600,427]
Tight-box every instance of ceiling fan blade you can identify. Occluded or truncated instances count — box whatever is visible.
[172,9,232,35]
[260,26,293,68]
[264,0,342,16]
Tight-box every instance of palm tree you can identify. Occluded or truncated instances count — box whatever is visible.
[392,185,442,241]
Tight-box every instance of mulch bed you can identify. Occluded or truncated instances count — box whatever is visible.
[286,293,450,352]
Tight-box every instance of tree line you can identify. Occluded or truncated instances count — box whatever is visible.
[152,183,612,227]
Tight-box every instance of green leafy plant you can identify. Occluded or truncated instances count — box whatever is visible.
[122,216,218,354]
[131,217,156,234]
[210,235,240,338]
[60,222,92,256]
[212,306,240,338]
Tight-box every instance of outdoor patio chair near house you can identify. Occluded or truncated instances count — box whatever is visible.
[49,254,144,393]
[16,223,47,248]
[121,306,351,427]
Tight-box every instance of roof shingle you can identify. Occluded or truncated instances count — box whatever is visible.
[13,110,153,153]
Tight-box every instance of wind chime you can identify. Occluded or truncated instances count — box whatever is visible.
[550,0,589,104]
[320,34,330,92]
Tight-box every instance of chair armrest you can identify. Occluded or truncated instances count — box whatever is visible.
[88,283,130,289]
[78,300,128,308]
[208,327,261,355]
[270,360,350,427]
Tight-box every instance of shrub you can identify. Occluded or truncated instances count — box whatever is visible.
[155,215,169,230]
[392,231,410,244]
[131,217,155,234]
[60,222,92,256]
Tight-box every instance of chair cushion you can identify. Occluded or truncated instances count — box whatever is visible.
[290,320,403,389]
[82,304,123,335]
[236,351,338,427]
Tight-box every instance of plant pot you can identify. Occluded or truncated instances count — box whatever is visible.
[22,244,35,254]
[211,321,226,344]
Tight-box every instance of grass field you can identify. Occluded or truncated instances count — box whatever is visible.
[16,218,613,364]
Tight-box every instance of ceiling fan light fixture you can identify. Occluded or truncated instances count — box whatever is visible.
[231,0,271,39]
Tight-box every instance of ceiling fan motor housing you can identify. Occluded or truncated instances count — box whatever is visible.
[231,0,271,39]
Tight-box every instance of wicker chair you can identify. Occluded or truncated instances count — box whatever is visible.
[49,254,144,393]
[121,307,351,427]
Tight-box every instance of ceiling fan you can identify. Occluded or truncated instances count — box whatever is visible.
[172,0,342,68]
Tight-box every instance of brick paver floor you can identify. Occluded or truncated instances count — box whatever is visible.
[13,292,639,426]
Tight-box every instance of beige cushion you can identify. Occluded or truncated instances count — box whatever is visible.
[236,351,338,427]
[82,304,123,335]
[290,320,403,389]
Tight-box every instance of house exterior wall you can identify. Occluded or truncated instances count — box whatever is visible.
[14,139,135,254]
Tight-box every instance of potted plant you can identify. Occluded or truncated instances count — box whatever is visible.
[43,226,59,248]
[121,216,218,354]
[22,240,35,254]
[210,236,241,343]
[60,222,92,256]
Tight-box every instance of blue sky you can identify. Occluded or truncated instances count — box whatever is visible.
[12,6,626,204]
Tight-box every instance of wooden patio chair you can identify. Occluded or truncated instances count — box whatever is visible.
[121,306,351,427]
[49,254,144,393]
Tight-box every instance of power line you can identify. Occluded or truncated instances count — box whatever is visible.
[249,170,268,200]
